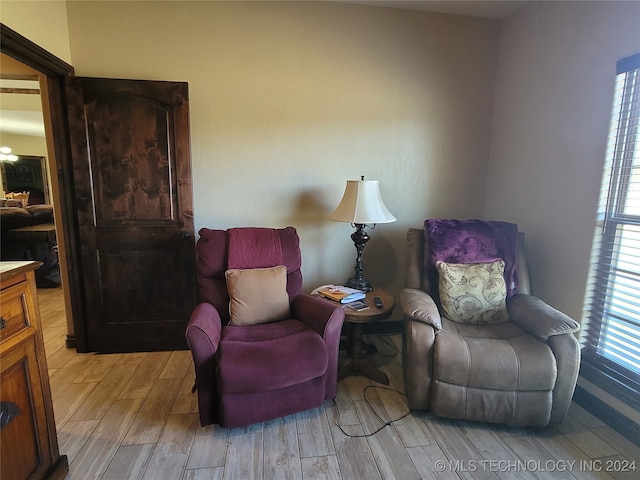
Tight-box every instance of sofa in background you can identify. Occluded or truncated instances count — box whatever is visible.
[1,202,59,287]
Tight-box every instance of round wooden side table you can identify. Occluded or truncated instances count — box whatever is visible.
[338,287,395,385]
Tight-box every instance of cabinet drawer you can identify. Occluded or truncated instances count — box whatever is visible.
[0,283,31,342]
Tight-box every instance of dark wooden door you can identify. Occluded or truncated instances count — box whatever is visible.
[65,77,196,353]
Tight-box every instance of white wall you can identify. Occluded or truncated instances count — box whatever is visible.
[0,0,72,64]
[62,1,500,307]
[485,0,640,321]
[0,1,67,194]
[0,132,46,156]
[4,0,636,323]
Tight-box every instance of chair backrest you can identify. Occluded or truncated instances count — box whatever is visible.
[16,192,29,208]
[405,225,531,298]
[5,191,29,208]
[195,226,303,324]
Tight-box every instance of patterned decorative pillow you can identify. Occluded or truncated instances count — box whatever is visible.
[436,260,508,325]
[225,265,291,326]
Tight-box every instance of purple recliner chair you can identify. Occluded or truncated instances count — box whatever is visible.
[186,226,345,428]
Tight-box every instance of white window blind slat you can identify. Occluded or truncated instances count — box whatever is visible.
[583,52,640,385]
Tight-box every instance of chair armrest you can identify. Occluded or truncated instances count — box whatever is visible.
[186,302,222,353]
[292,293,345,400]
[185,302,223,426]
[548,333,581,424]
[401,288,438,410]
[186,303,222,385]
[291,293,345,341]
[400,288,442,333]
[507,294,580,341]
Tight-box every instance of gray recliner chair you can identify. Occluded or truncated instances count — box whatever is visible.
[401,223,581,426]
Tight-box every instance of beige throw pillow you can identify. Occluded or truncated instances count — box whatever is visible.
[225,265,291,326]
[436,260,508,325]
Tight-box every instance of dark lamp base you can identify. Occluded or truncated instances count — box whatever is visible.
[345,276,372,292]
[345,223,373,292]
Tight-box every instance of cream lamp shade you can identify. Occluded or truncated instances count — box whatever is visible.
[329,179,396,225]
[329,177,396,291]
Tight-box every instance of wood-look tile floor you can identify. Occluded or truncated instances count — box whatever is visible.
[37,287,640,480]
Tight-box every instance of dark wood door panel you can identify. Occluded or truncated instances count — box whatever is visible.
[97,247,192,317]
[87,97,176,223]
[95,247,190,351]
[66,77,196,353]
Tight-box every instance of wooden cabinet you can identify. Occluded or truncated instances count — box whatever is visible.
[1,261,68,479]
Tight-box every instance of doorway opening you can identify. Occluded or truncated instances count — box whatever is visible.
[0,35,79,349]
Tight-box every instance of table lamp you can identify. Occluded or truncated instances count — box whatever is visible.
[329,176,396,291]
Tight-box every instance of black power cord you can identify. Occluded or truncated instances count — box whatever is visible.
[333,385,413,437]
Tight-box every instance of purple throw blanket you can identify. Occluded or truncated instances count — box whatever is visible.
[424,219,518,297]
[227,227,283,269]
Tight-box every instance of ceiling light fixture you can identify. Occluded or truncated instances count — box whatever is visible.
[0,146,19,162]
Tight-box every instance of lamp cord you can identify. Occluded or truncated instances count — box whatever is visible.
[333,385,414,438]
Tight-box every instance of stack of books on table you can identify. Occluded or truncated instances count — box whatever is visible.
[315,284,366,304]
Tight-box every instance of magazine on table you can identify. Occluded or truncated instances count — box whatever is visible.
[312,284,366,304]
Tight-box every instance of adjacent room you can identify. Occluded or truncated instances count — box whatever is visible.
[0,1,638,479]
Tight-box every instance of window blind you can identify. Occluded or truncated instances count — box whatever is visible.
[583,53,640,386]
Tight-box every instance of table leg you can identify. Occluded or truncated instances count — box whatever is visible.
[338,323,389,385]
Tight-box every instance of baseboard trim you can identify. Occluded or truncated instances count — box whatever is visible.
[573,384,640,447]
[579,360,640,411]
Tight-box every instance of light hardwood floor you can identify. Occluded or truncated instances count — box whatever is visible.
[37,287,639,480]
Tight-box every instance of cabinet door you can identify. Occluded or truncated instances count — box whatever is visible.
[0,339,52,480]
